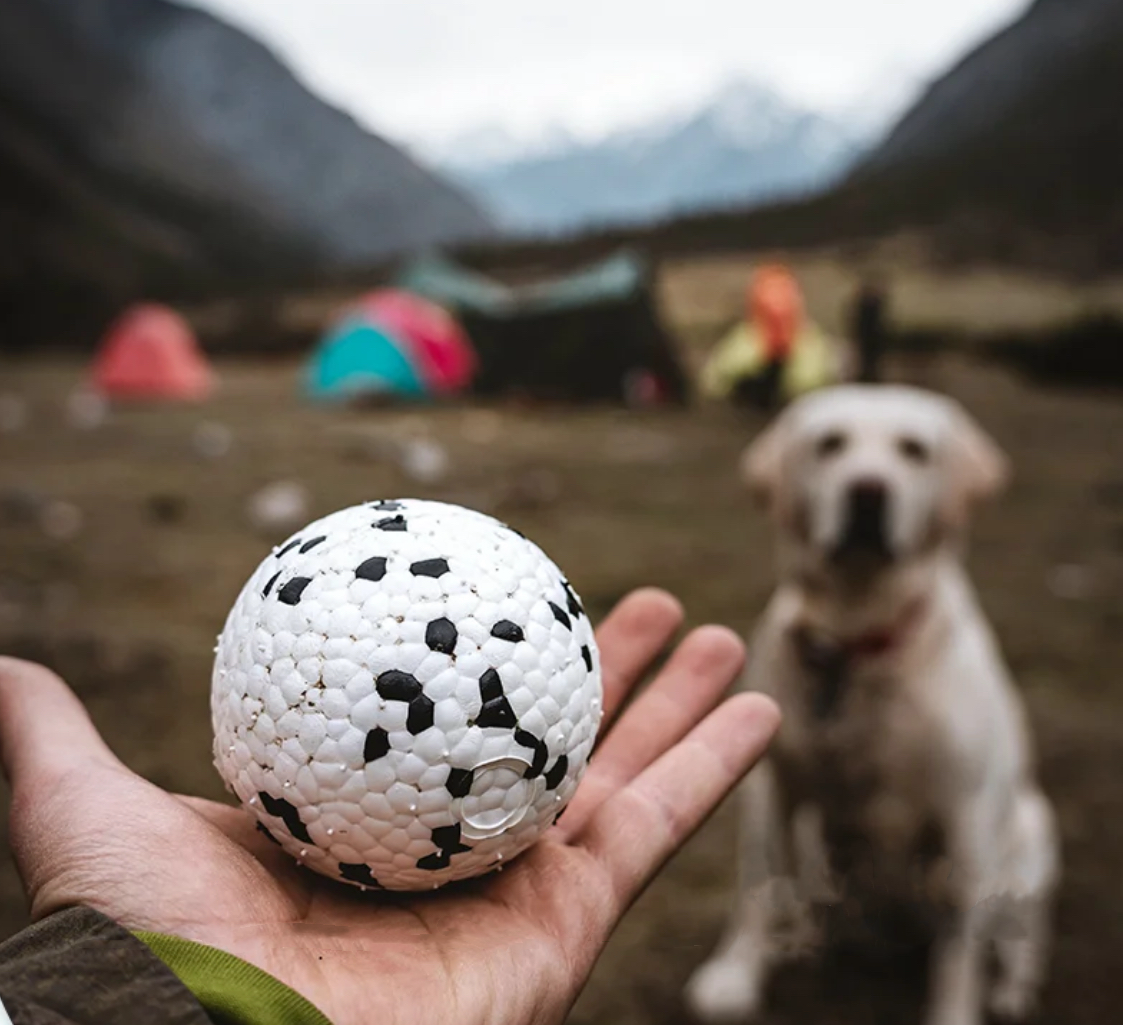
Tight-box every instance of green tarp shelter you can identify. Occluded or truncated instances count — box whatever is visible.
[395,250,687,403]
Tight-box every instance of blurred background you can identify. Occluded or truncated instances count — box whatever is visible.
[1,0,1121,1021]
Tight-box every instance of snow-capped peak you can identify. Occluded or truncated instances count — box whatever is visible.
[428,75,874,232]
[427,122,574,172]
[702,78,796,148]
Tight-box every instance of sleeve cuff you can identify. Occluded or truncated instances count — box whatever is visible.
[133,931,333,1025]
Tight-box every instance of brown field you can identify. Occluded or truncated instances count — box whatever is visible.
[1,257,1122,1023]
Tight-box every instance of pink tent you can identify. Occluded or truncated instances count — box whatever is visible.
[91,304,214,401]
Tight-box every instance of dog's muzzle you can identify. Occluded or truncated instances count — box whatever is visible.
[832,479,893,563]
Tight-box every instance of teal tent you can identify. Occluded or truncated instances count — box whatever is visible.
[306,318,426,401]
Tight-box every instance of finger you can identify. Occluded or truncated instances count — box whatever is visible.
[595,625,745,781]
[577,692,780,911]
[557,625,744,838]
[0,657,121,789]
[594,588,683,725]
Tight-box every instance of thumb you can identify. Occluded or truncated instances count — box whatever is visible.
[0,657,122,791]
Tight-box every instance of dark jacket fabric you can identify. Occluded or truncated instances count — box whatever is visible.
[0,906,211,1025]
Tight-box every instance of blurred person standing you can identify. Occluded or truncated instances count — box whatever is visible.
[701,265,840,410]
[747,265,801,408]
[851,276,889,383]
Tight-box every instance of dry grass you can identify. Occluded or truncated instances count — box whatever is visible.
[1,253,1122,1023]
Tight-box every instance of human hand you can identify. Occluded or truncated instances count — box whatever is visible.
[0,589,778,1025]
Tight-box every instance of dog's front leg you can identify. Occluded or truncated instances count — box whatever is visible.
[925,802,998,1025]
[685,759,788,1022]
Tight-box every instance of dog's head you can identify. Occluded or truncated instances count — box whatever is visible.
[743,386,1008,574]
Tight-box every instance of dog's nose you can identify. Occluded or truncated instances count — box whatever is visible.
[848,479,887,532]
[834,477,891,561]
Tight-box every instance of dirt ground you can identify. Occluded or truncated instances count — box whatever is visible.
[1,335,1122,1023]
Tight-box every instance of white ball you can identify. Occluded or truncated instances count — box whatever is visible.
[211,499,602,891]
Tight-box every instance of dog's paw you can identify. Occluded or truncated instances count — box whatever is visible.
[774,903,823,957]
[989,980,1037,1021]
[684,958,763,1023]
[923,1005,984,1025]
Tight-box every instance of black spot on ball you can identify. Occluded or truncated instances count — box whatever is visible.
[339,863,383,888]
[276,539,302,558]
[476,669,517,729]
[374,671,433,735]
[491,620,524,643]
[262,570,282,598]
[299,535,327,554]
[545,756,569,791]
[370,500,404,511]
[407,694,434,735]
[515,729,548,779]
[377,670,422,702]
[581,645,593,672]
[446,767,474,798]
[431,824,469,851]
[549,601,571,630]
[410,558,450,579]
[256,821,281,845]
[374,515,407,532]
[278,576,312,606]
[479,668,504,703]
[425,618,458,654]
[363,727,390,762]
[418,823,471,871]
[477,699,516,729]
[563,580,584,619]
[258,791,312,844]
[355,556,388,582]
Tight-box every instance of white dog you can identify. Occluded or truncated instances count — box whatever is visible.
[686,385,1058,1025]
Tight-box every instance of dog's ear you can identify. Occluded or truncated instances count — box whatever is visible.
[741,414,789,510]
[942,404,1009,526]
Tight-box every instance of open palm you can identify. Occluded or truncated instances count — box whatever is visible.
[0,590,778,1025]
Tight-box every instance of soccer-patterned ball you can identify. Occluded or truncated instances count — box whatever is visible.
[211,499,602,891]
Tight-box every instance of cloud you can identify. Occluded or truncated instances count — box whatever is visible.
[184,0,1028,145]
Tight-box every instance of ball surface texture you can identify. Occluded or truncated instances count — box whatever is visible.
[211,499,602,890]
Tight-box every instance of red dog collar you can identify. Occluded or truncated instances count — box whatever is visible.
[792,598,928,718]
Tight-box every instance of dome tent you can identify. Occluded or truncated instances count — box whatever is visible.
[306,289,476,402]
[91,304,214,401]
[352,290,476,394]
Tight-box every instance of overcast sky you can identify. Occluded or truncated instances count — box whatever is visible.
[186,0,1027,153]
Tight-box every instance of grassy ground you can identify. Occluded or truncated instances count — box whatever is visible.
[1,261,1122,1022]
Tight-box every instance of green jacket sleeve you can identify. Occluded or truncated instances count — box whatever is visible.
[135,930,333,1025]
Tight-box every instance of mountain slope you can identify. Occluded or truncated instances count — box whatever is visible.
[848,0,1123,261]
[0,0,493,334]
[445,81,861,232]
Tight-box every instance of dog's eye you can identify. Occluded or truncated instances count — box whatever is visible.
[897,436,930,464]
[815,432,847,459]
